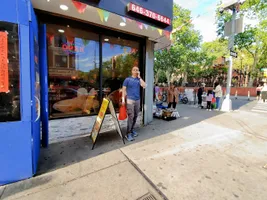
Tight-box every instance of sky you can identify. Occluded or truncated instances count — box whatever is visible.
[173,0,259,43]
[74,38,132,72]
[174,0,219,42]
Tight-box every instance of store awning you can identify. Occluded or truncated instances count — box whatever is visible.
[31,0,171,51]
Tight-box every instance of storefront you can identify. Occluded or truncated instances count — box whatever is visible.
[0,0,172,185]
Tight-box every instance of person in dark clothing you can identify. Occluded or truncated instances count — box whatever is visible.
[197,84,205,107]
[104,70,122,93]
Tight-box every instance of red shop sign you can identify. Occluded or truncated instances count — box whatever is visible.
[62,43,85,53]
[127,2,171,26]
[0,32,8,93]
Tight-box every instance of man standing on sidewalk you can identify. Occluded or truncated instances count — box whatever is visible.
[122,66,147,141]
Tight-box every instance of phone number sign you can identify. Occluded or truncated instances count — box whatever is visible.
[127,2,171,26]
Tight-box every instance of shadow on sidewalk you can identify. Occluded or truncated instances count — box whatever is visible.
[37,105,219,175]
[1,100,254,199]
[37,99,254,175]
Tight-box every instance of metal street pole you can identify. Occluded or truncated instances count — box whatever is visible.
[221,7,236,111]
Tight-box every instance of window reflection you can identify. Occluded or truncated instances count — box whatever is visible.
[102,36,139,110]
[47,25,100,118]
[0,22,20,122]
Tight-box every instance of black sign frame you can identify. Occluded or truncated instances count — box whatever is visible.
[91,98,125,150]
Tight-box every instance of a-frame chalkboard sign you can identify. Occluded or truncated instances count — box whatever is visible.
[91,98,125,149]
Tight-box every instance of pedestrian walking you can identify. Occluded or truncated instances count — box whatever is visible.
[261,83,267,103]
[256,84,263,101]
[155,84,160,102]
[122,66,147,141]
[167,83,179,109]
[213,82,222,110]
[206,90,213,111]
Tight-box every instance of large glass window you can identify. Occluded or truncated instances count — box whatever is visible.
[47,24,100,118]
[0,22,20,122]
[102,36,139,111]
[45,18,143,119]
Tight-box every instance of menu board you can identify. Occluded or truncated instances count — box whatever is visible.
[91,98,125,149]
[108,100,124,140]
[0,32,8,93]
[91,98,109,144]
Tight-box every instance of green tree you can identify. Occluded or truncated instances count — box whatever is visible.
[216,0,267,86]
[154,4,203,86]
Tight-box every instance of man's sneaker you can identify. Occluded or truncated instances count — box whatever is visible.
[125,134,134,142]
[131,130,138,137]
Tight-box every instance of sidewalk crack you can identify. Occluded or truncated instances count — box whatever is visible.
[119,149,168,200]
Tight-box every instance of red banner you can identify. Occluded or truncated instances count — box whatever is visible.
[164,31,171,39]
[72,0,87,13]
[46,33,54,44]
[0,32,8,93]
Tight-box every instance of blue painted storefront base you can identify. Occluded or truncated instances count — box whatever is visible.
[0,0,42,185]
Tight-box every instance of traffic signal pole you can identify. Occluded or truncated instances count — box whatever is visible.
[221,7,236,112]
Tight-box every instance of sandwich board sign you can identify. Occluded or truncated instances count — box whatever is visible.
[91,98,125,149]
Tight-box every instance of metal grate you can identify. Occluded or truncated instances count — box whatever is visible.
[137,193,158,200]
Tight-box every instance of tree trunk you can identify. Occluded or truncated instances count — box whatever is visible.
[154,70,160,84]
[165,71,171,86]
[182,72,188,86]
[248,50,259,87]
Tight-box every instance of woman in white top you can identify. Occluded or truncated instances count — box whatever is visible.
[213,82,222,109]
[261,83,267,103]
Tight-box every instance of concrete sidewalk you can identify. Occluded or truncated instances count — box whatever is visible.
[122,109,267,200]
[0,150,163,200]
[1,102,267,200]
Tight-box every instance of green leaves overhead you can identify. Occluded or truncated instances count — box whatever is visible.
[215,0,267,85]
[155,4,227,86]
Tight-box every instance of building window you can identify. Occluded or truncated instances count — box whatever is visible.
[44,18,144,119]
[102,36,139,111]
[47,24,100,118]
[0,22,20,122]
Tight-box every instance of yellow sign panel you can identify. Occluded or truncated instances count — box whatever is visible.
[91,98,109,143]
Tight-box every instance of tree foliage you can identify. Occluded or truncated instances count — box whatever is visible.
[215,0,267,86]
[154,1,267,87]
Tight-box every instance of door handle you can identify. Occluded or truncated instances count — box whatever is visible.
[34,96,41,122]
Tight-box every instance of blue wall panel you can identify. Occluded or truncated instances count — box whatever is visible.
[29,3,41,173]
[0,122,32,185]
[0,0,29,25]
[20,24,32,122]
[0,0,35,185]
[39,24,49,148]
[80,0,173,31]
[17,0,29,26]
[0,1,18,23]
